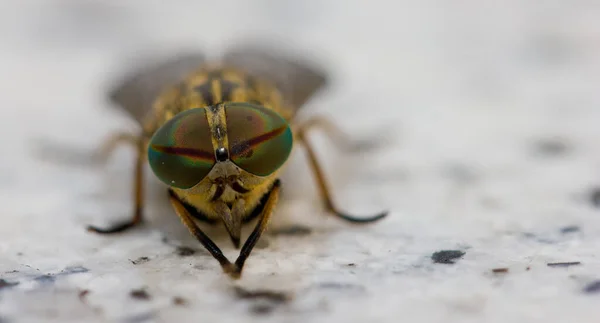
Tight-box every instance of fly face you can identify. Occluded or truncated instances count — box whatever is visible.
[146,102,294,259]
[147,102,293,191]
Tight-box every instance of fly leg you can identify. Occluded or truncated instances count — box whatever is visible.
[168,190,233,271]
[168,181,280,279]
[296,117,388,223]
[228,179,281,279]
[87,133,146,233]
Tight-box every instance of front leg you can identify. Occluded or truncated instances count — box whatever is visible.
[168,181,281,279]
[168,190,233,271]
[227,179,281,279]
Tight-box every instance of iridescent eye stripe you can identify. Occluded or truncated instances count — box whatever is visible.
[230,126,287,157]
[151,145,214,161]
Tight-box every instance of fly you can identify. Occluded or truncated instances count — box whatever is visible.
[87,44,388,278]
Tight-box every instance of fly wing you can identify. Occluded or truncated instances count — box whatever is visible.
[107,52,206,124]
[222,44,328,115]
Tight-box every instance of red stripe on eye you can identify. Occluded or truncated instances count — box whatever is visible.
[230,126,287,158]
[152,145,215,161]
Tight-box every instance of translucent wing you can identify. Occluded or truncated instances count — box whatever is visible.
[222,44,328,115]
[107,52,206,124]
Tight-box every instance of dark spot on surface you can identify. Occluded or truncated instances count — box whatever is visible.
[318,282,365,291]
[22,264,39,271]
[78,290,90,302]
[271,225,312,236]
[560,225,580,234]
[0,279,19,290]
[34,275,56,283]
[432,250,465,264]
[590,188,600,208]
[547,262,581,267]
[130,288,151,301]
[520,232,556,244]
[521,232,537,239]
[4,270,18,274]
[246,115,254,122]
[193,264,209,271]
[346,263,356,267]
[123,312,155,323]
[492,268,509,274]
[526,266,531,271]
[250,304,276,315]
[60,266,89,275]
[173,296,188,306]
[233,287,290,303]
[130,257,150,265]
[583,280,600,294]
[441,163,479,184]
[532,138,570,157]
[30,266,88,284]
[175,246,196,257]
[234,287,290,316]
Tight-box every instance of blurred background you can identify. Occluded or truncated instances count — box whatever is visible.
[1,1,600,322]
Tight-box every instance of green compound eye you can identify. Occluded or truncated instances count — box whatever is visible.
[148,108,215,189]
[225,102,293,176]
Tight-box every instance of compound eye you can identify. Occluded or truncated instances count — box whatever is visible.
[225,102,293,176]
[148,108,215,189]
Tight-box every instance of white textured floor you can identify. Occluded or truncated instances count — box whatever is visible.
[1,1,600,322]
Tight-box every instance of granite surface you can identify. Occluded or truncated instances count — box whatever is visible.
[1,1,600,322]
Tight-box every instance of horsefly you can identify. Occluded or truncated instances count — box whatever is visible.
[88,45,388,278]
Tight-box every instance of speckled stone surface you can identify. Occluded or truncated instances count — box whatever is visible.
[1,1,600,322]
